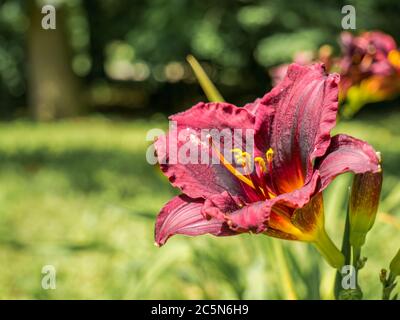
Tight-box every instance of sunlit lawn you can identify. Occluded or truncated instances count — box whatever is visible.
[0,110,399,299]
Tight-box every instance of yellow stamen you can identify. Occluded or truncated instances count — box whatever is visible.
[208,137,276,197]
[266,148,274,163]
[209,142,255,189]
[231,148,244,155]
[231,149,251,165]
[265,148,276,198]
[254,157,266,173]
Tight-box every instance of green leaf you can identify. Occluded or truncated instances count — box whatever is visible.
[186,54,225,102]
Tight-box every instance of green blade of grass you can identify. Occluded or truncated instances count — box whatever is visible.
[186,55,225,103]
[271,240,298,300]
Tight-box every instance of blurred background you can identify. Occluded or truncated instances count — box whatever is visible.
[0,0,399,299]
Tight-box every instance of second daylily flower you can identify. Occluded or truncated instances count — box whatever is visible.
[154,63,381,269]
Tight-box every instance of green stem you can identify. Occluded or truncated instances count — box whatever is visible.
[334,204,351,299]
[351,245,364,299]
[313,228,345,270]
[353,246,361,277]
[352,246,361,266]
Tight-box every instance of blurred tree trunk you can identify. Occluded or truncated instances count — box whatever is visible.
[82,0,106,81]
[27,1,82,121]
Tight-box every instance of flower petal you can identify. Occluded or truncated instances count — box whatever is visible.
[202,191,243,221]
[272,170,320,209]
[202,191,269,233]
[201,172,320,235]
[244,101,275,158]
[155,195,235,246]
[228,201,271,233]
[155,102,256,199]
[264,171,321,240]
[229,171,320,234]
[315,134,381,190]
[171,102,255,130]
[260,63,340,193]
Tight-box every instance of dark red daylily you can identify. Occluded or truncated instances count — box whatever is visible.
[154,63,381,268]
[340,31,397,76]
[339,31,400,98]
[269,31,400,107]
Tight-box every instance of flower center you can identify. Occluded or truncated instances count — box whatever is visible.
[208,135,276,200]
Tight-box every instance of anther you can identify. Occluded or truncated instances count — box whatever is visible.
[266,148,274,163]
[254,157,266,173]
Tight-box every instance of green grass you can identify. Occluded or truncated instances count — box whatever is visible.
[0,112,399,299]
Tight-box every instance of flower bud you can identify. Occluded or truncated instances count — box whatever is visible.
[349,171,383,249]
[389,249,400,277]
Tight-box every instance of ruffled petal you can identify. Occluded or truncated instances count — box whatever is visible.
[228,201,271,233]
[155,195,235,246]
[202,191,244,221]
[202,192,269,233]
[155,102,256,199]
[201,172,320,235]
[202,191,270,233]
[259,63,340,194]
[315,134,381,191]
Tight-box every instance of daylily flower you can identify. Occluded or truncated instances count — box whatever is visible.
[269,31,400,118]
[339,31,400,99]
[154,63,381,268]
